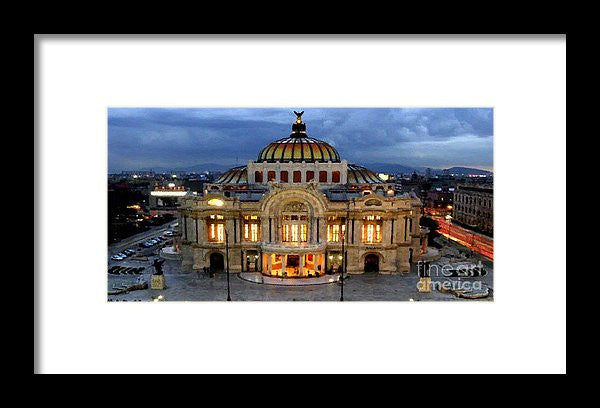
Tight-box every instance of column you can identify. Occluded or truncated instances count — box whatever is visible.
[261,217,268,242]
[283,255,288,277]
[300,254,305,276]
[187,215,192,241]
[355,218,363,244]
[315,217,320,243]
[225,218,234,244]
[197,216,205,244]
[320,254,325,275]
[383,219,392,244]
[233,218,237,243]
[320,217,327,244]
[183,215,188,241]
[267,253,272,275]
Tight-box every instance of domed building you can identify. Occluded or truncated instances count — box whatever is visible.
[178,112,431,277]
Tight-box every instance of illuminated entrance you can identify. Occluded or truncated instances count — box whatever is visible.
[364,253,379,273]
[263,252,325,278]
[285,255,301,276]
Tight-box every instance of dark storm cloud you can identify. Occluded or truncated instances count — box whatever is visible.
[108,108,493,172]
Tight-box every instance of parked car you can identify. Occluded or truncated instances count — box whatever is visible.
[111,254,124,261]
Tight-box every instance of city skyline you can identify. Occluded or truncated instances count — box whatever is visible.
[108,108,493,173]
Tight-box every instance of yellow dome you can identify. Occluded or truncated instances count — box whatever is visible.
[257,111,341,163]
[257,137,341,163]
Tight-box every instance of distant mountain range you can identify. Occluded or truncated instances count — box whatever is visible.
[125,163,492,176]
[135,163,237,173]
[440,166,493,175]
[358,163,492,176]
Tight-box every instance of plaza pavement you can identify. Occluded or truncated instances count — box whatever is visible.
[107,243,493,302]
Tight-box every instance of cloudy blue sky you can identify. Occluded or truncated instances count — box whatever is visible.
[108,108,493,172]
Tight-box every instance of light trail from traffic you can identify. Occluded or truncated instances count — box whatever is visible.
[434,217,494,260]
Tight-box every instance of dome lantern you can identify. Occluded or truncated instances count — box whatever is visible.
[290,110,307,137]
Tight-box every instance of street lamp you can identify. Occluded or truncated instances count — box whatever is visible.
[225,230,231,301]
[340,208,349,301]
[340,226,345,301]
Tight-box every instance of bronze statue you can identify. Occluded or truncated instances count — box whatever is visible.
[152,258,165,275]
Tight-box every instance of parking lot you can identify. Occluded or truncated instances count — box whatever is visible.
[108,223,175,262]
[107,227,176,294]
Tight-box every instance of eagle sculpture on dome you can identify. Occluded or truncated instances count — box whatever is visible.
[293,110,304,123]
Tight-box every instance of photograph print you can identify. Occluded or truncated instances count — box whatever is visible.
[107,107,493,301]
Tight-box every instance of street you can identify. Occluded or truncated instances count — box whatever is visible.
[108,221,177,256]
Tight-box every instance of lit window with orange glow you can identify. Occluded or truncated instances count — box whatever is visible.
[327,216,346,242]
[207,214,225,243]
[362,215,382,243]
[300,224,307,242]
[243,215,260,242]
[281,212,308,243]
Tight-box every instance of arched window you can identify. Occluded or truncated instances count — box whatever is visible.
[319,171,328,182]
[280,171,288,183]
[332,171,340,183]
[306,171,315,182]
[268,171,276,181]
[293,170,301,183]
[254,171,263,183]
